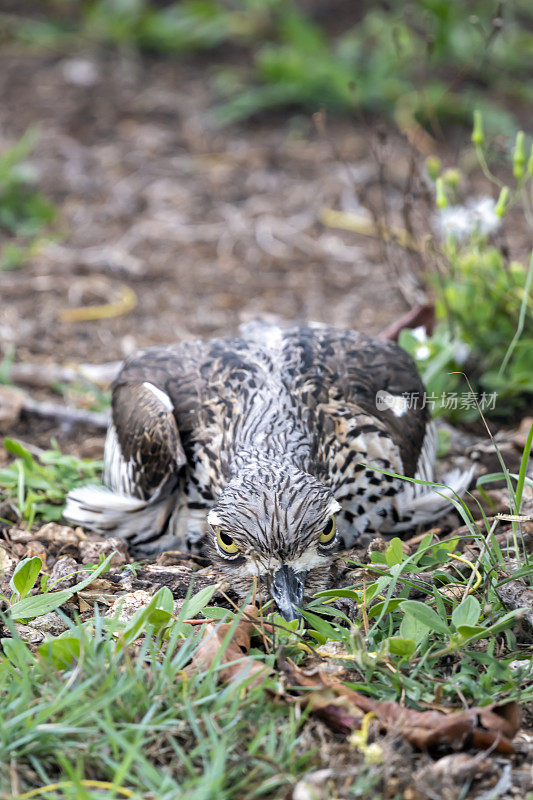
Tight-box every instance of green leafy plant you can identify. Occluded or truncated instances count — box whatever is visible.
[4,2,531,129]
[9,555,42,600]
[400,119,533,421]
[306,539,531,706]
[214,1,530,127]
[0,438,103,527]
[0,128,56,270]
[301,427,532,705]
[3,552,113,621]
[82,0,281,53]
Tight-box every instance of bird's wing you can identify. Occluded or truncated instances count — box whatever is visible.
[104,380,185,500]
[109,335,276,499]
[105,342,211,500]
[281,324,430,477]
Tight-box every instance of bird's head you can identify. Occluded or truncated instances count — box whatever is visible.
[206,462,341,620]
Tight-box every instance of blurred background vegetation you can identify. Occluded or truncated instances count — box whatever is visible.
[2,0,532,129]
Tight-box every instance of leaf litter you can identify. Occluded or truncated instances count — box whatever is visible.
[281,659,521,755]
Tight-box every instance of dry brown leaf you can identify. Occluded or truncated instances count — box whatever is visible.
[284,661,520,754]
[185,604,272,687]
[84,578,120,592]
[23,540,49,569]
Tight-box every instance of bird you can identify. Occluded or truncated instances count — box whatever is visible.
[65,321,472,620]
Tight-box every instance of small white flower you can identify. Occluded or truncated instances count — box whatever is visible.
[433,195,501,242]
[467,196,500,236]
[415,344,431,360]
[411,326,428,343]
[434,205,472,241]
[61,58,100,87]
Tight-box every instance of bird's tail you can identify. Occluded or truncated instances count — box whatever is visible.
[64,485,174,551]
[393,466,475,531]
[392,421,475,531]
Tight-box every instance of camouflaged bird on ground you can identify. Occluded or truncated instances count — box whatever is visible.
[65,322,472,619]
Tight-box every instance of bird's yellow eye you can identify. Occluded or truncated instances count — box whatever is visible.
[215,527,240,556]
[319,516,337,545]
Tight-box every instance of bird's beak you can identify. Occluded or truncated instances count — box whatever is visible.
[271,564,307,621]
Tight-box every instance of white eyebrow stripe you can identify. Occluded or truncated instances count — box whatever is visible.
[143,382,173,411]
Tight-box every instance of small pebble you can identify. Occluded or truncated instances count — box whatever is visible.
[61,58,100,87]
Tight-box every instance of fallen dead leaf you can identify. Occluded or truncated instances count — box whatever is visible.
[84,578,120,592]
[77,590,119,607]
[185,604,272,687]
[283,660,521,755]
[23,540,49,569]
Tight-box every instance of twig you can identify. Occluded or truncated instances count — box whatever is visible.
[7,361,121,389]
[379,303,435,342]
[320,208,423,252]
[472,763,512,800]
[21,397,110,430]
[59,285,137,322]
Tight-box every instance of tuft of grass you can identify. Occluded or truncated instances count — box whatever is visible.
[0,597,310,799]
[211,1,530,129]
[0,438,102,528]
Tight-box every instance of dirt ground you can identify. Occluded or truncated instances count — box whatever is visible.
[0,49,413,358]
[1,45,532,800]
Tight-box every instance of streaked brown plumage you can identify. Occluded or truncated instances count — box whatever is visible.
[65,322,471,618]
